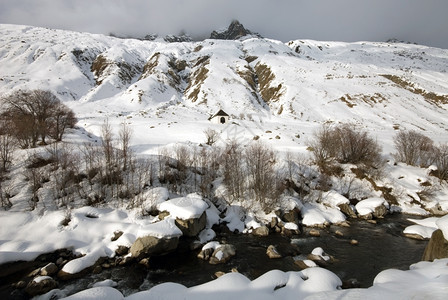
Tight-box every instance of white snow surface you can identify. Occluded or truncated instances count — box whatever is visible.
[355,197,389,216]
[62,259,448,300]
[321,190,350,207]
[404,215,448,239]
[158,193,208,220]
[0,202,186,269]
[301,203,346,226]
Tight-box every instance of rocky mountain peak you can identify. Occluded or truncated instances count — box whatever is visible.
[210,20,261,40]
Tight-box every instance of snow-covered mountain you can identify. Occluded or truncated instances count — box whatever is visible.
[1,23,447,152]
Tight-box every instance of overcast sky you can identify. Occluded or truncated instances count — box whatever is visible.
[0,0,447,48]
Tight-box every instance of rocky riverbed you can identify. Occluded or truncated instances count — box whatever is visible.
[0,213,430,299]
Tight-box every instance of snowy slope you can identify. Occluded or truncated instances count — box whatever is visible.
[1,24,448,156]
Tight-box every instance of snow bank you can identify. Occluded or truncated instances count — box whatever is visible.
[140,187,169,213]
[63,259,448,299]
[158,193,208,220]
[63,286,124,300]
[135,217,182,239]
[404,215,448,240]
[62,247,109,274]
[0,206,178,268]
[436,215,448,240]
[222,206,245,232]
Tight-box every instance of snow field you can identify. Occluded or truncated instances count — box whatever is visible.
[61,259,448,300]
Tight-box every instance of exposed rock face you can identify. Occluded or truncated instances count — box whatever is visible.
[294,260,311,270]
[25,277,58,296]
[175,211,207,237]
[40,263,58,276]
[130,236,179,259]
[309,229,321,237]
[282,209,300,224]
[252,225,270,237]
[338,203,357,218]
[115,245,130,256]
[164,34,193,43]
[373,205,388,218]
[210,20,261,40]
[57,268,88,281]
[422,229,448,261]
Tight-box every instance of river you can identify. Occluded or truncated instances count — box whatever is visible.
[3,214,428,298]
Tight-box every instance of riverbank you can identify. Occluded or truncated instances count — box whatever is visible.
[0,213,430,299]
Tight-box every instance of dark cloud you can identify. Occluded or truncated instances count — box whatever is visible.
[0,0,447,48]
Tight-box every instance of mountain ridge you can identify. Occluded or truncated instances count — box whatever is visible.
[0,23,448,151]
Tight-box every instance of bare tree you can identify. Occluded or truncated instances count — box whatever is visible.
[0,120,16,172]
[48,103,77,142]
[1,89,75,147]
[433,143,448,182]
[198,145,221,199]
[204,128,220,146]
[222,140,245,203]
[0,184,12,209]
[101,119,114,170]
[119,122,133,171]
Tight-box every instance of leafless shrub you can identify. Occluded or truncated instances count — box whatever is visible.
[393,130,436,167]
[308,123,384,175]
[199,145,221,199]
[430,143,448,182]
[245,141,283,212]
[0,183,12,209]
[0,125,16,172]
[119,122,132,171]
[334,124,383,168]
[307,124,338,173]
[24,163,45,210]
[222,140,246,203]
[47,143,79,207]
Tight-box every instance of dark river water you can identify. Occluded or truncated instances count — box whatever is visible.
[3,214,428,298]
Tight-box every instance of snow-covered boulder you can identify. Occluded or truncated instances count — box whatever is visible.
[130,218,183,259]
[130,235,179,259]
[355,197,389,219]
[174,212,207,237]
[158,193,208,237]
[198,241,236,265]
[25,276,58,297]
[422,215,448,261]
[40,262,58,276]
[307,247,334,267]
